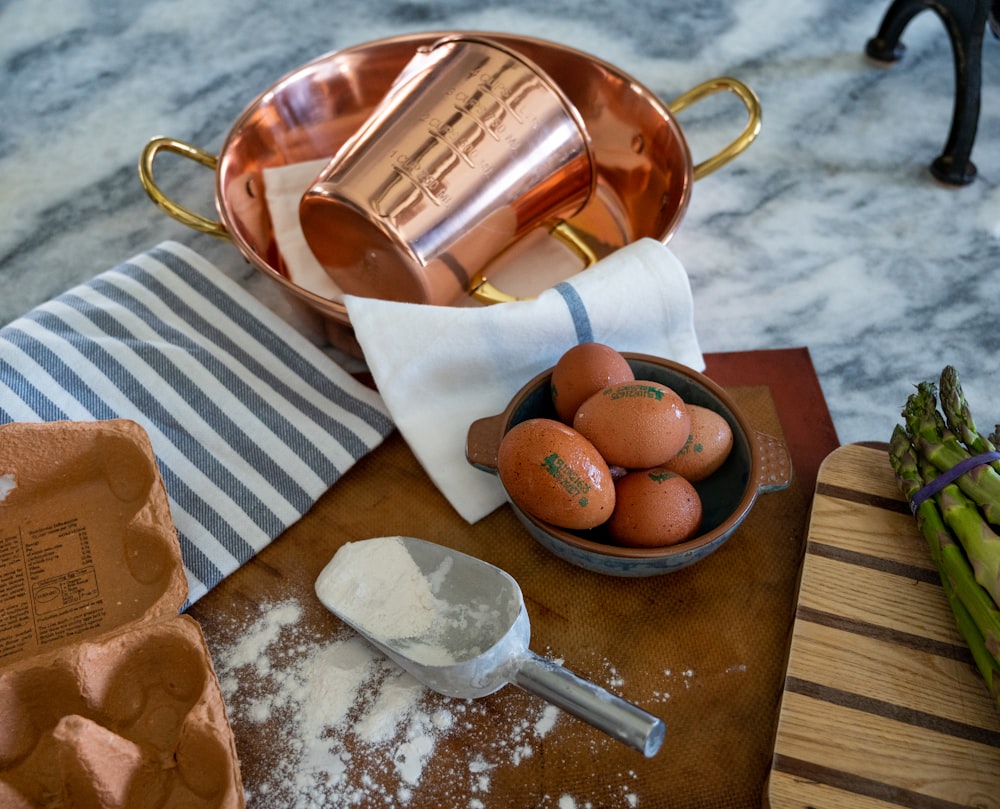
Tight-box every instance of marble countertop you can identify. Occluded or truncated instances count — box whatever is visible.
[3,0,1000,449]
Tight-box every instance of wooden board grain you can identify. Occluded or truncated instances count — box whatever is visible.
[767,443,1000,809]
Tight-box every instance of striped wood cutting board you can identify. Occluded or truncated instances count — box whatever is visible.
[767,442,1000,809]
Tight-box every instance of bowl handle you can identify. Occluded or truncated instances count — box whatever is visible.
[755,431,793,493]
[138,136,229,239]
[465,413,507,473]
[667,77,762,181]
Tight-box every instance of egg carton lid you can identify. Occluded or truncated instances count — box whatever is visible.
[0,419,187,671]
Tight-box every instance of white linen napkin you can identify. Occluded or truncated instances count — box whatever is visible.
[259,161,704,523]
[344,238,705,523]
[0,241,394,605]
[263,159,342,300]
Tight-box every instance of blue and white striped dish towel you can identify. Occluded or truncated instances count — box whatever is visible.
[0,241,394,604]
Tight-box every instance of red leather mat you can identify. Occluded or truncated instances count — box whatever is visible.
[188,347,840,809]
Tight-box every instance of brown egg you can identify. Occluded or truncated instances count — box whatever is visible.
[663,404,734,482]
[497,418,615,530]
[607,468,703,547]
[573,380,690,469]
[550,342,634,424]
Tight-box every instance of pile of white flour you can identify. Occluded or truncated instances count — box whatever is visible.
[211,597,660,808]
[316,537,447,645]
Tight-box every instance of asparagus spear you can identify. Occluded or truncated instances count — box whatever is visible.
[889,427,1000,704]
[890,426,1000,654]
[936,474,1000,610]
[939,365,1000,473]
[903,383,1000,526]
[946,586,1000,708]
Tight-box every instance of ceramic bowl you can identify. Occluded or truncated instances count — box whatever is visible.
[466,354,792,576]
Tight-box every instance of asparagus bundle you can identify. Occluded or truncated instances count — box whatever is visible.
[888,366,1000,708]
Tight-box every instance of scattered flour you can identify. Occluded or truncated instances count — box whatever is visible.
[534,704,559,736]
[212,595,675,808]
[213,598,577,808]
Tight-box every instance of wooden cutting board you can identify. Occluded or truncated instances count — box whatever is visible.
[767,443,1000,809]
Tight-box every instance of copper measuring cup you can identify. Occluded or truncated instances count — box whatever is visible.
[299,35,598,307]
[138,32,762,346]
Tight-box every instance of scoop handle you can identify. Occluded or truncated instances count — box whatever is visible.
[513,652,665,757]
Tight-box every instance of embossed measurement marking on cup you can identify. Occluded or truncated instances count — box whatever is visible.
[299,35,597,307]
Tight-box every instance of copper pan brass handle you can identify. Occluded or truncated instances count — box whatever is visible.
[138,136,229,239]
[667,77,762,181]
[468,221,598,305]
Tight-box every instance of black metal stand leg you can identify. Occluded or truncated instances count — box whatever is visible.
[866,0,991,185]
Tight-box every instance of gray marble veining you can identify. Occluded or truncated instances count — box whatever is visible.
[2,0,999,449]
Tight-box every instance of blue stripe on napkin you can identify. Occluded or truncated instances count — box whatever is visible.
[554,281,594,344]
[0,241,394,605]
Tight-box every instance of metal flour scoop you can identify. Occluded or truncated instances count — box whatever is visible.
[315,535,665,757]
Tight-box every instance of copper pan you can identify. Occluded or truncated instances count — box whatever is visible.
[139,32,760,346]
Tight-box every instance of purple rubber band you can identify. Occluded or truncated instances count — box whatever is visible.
[909,450,1000,514]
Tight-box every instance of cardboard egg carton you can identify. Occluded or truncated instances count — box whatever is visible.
[0,420,244,808]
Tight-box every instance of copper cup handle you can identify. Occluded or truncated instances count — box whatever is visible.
[468,221,599,305]
[138,137,229,239]
[667,77,762,181]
